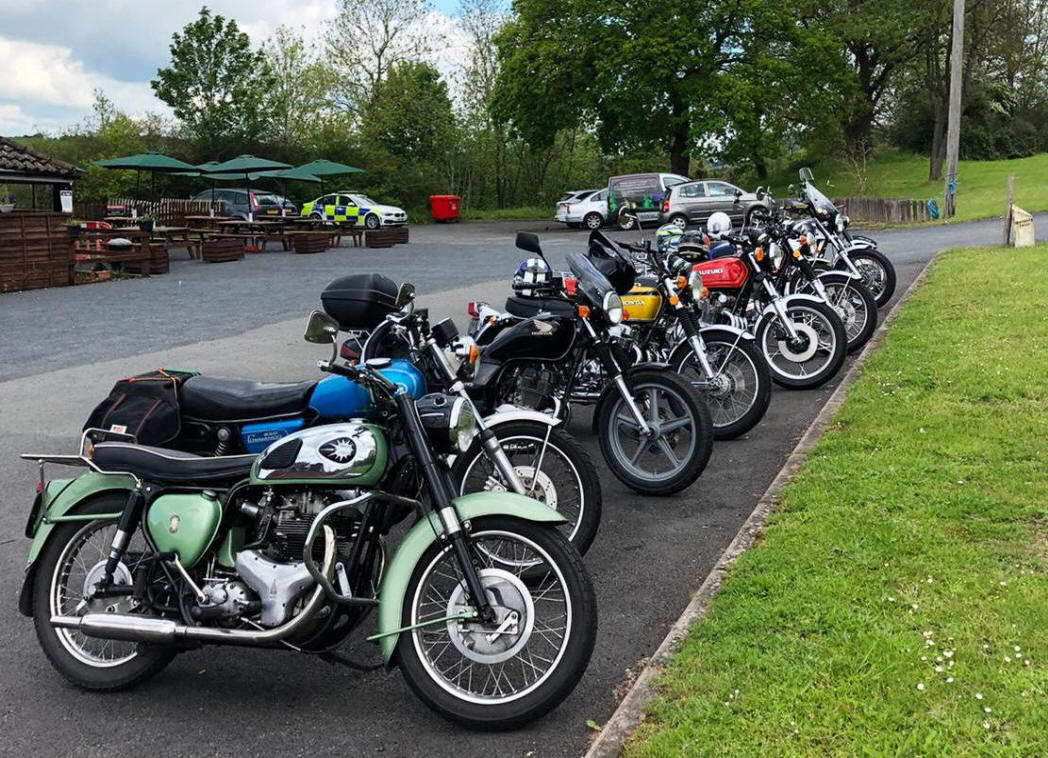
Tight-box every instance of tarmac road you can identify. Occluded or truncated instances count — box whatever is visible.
[0,216,1042,757]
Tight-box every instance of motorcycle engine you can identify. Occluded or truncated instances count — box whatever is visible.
[498,363,560,412]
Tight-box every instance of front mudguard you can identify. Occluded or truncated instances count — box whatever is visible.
[374,491,567,664]
[18,472,136,616]
[484,405,561,429]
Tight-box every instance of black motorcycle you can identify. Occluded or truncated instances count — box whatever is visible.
[469,232,713,496]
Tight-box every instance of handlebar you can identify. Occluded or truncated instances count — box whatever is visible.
[317,358,399,397]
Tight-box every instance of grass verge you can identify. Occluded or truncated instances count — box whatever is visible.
[766,150,1048,224]
[625,243,1048,756]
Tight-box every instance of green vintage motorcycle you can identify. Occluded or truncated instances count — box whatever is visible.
[18,295,596,731]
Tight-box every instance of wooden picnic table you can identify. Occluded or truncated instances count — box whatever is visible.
[184,215,232,229]
[114,225,208,259]
[103,216,140,225]
[215,219,285,250]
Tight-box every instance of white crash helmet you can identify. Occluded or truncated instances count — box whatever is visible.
[706,212,732,239]
[513,257,552,296]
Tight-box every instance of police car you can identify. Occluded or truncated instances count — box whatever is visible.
[299,192,407,229]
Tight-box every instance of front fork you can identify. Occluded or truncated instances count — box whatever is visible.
[582,318,653,435]
[762,279,801,341]
[669,290,716,380]
[427,338,529,496]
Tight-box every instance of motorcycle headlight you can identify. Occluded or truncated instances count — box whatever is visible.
[416,394,477,454]
[769,242,784,270]
[603,291,624,324]
[835,214,849,232]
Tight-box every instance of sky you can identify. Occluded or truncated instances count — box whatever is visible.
[0,0,467,136]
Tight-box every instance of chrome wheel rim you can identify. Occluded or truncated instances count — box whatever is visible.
[762,305,838,380]
[852,257,887,300]
[822,282,868,343]
[411,530,572,705]
[50,521,146,667]
[680,343,759,429]
[458,435,583,543]
[608,382,696,481]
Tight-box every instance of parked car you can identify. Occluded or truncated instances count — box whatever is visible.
[554,188,610,229]
[300,192,407,228]
[659,180,771,229]
[607,172,691,229]
[190,188,296,219]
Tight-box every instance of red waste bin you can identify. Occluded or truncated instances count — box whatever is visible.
[430,194,460,222]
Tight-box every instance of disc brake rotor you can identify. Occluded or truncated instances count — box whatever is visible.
[777,321,819,362]
[446,568,535,664]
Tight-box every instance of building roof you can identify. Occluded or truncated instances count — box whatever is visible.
[0,137,79,183]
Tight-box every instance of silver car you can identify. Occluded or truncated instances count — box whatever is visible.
[555,188,610,229]
[660,180,771,229]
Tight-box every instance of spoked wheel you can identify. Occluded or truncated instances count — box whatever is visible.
[672,329,772,440]
[451,422,603,555]
[32,497,175,690]
[795,273,878,353]
[839,249,895,307]
[756,301,847,389]
[597,370,713,495]
[396,517,596,730]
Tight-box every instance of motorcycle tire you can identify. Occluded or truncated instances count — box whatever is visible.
[596,369,713,495]
[671,329,771,440]
[450,422,603,555]
[799,272,878,354]
[31,495,177,691]
[756,300,847,390]
[395,516,597,730]
[839,248,895,307]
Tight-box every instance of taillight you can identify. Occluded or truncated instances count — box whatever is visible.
[35,480,46,494]
[467,301,478,317]
[662,196,670,213]
[564,276,578,296]
[250,193,259,210]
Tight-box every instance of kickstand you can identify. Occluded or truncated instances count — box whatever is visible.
[318,650,383,672]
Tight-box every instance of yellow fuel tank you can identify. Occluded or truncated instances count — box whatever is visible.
[622,285,662,322]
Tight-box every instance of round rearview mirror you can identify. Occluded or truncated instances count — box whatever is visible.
[304,310,340,344]
[787,183,796,195]
[799,167,814,183]
[396,282,415,307]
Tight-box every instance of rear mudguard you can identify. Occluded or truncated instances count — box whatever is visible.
[590,362,671,433]
[375,491,566,664]
[19,472,136,616]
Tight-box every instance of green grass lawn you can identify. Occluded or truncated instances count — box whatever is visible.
[625,243,1048,757]
[765,150,1048,223]
[459,205,551,221]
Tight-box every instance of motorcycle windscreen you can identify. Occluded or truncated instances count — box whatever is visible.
[567,251,619,310]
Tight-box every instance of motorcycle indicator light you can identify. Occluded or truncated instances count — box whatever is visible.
[576,305,590,319]
[798,235,808,245]
[466,301,478,318]
[793,249,802,259]
[754,247,765,261]
[668,295,679,306]
[468,344,479,364]
[675,275,687,290]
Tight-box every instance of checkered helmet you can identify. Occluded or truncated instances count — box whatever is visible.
[513,257,551,296]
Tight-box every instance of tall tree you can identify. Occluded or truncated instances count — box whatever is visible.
[151,7,273,157]
[325,0,439,117]
[262,26,333,157]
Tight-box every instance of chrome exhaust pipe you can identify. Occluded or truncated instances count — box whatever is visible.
[51,526,336,647]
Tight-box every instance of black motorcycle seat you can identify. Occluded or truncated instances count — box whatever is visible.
[504,295,576,319]
[92,443,254,483]
[180,376,316,422]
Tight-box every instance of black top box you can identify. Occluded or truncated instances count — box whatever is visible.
[321,273,400,330]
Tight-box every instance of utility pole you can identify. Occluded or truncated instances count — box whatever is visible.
[943,0,965,218]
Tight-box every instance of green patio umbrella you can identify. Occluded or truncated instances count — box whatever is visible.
[296,159,364,195]
[205,155,292,220]
[251,166,322,216]
[93,151,201,211]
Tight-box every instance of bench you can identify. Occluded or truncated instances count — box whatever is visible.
[201,238,245,263]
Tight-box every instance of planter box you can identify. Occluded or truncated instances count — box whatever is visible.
[293,232,329,254]
[201,239,244,263]
[365,228,399,248]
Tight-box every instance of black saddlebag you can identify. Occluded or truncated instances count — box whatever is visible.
[83,368,198,446]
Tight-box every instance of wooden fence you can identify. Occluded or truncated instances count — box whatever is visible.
[73,198,225,225]
[0,211,72,293]
[834,197,930,224]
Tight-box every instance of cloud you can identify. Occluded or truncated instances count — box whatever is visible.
[0,36,161,117]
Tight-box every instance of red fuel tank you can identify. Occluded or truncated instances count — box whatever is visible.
[693,258,748,290]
